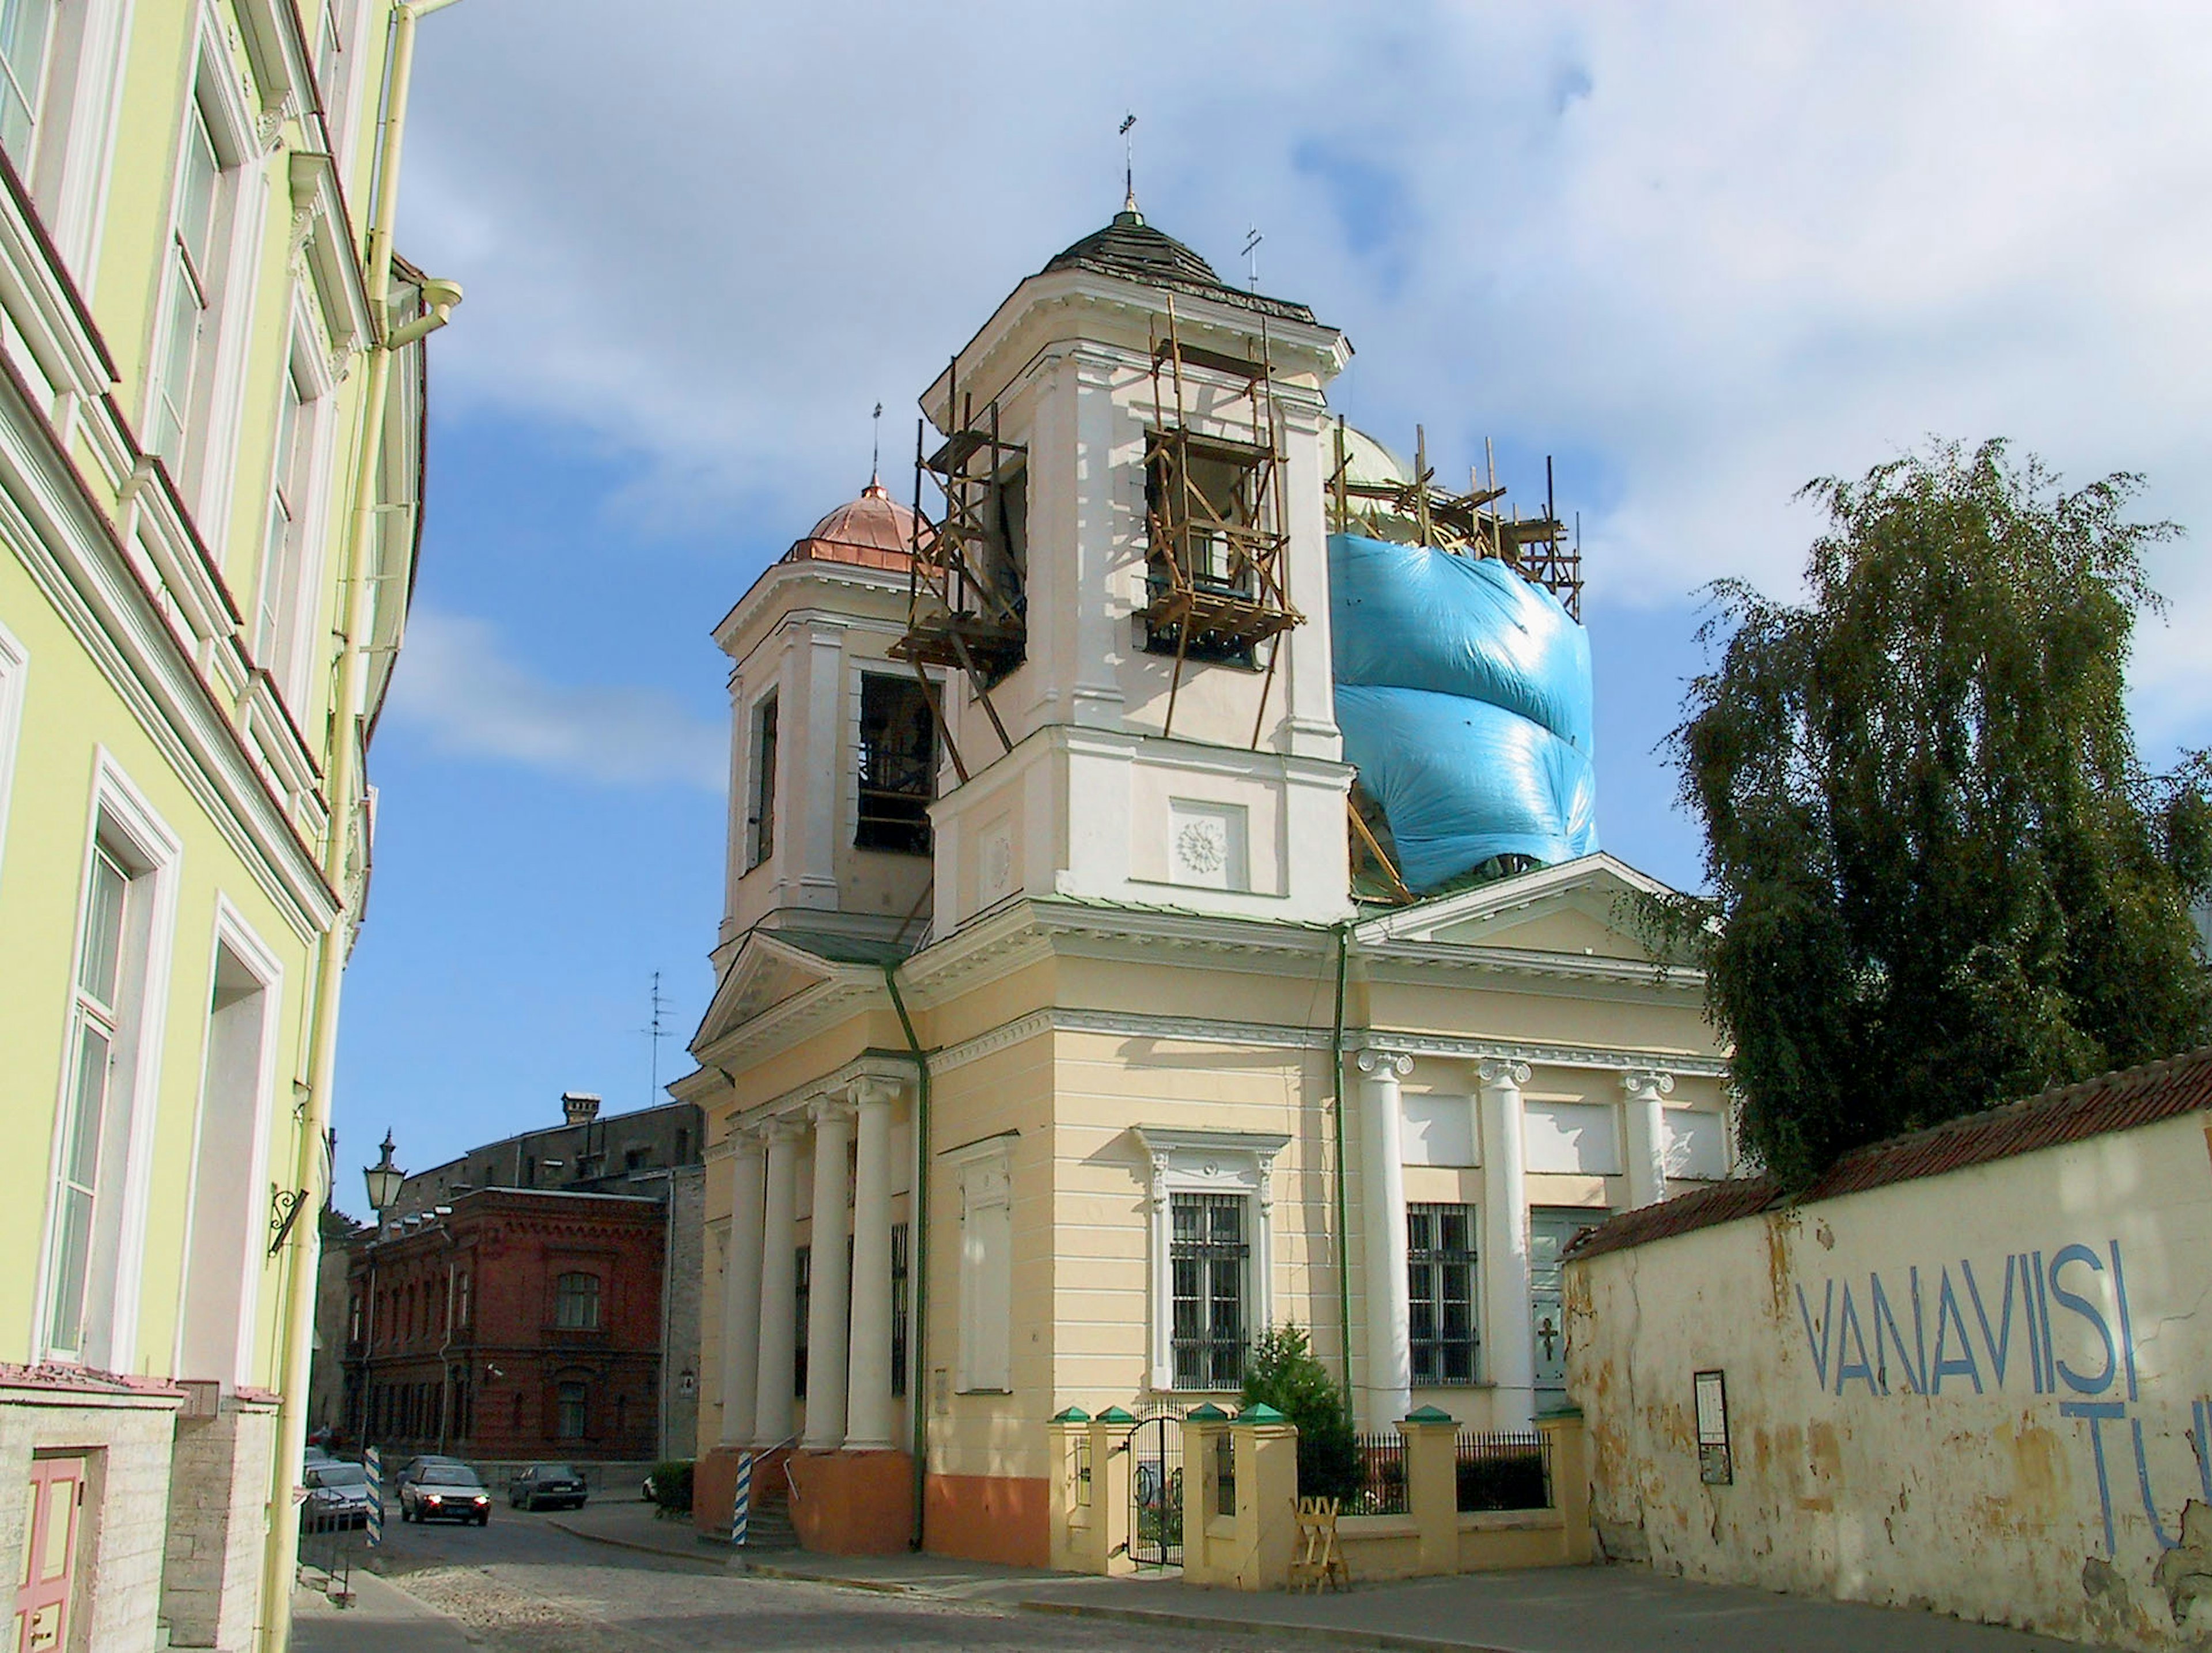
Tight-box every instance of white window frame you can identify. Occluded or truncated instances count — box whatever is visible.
[0,615,25,885]
[744,687,779,872]
[172,897,282,1388]
[948,1133,1012,1394]
[35,751,181,1371]
[143,33,269,542]
[1131,1126,1287,1393]
[253,306,339,710]
[1,0,131,275]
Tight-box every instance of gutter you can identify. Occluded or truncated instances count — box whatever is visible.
[881,964,930,1551]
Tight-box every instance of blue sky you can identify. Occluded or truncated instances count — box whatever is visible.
[331,2,2212,1204]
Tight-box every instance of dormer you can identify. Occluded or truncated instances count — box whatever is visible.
[713,482,942,967]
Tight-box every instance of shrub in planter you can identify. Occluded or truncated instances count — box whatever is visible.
[1240,1324,1361,1507]
[647,1459,694,1519]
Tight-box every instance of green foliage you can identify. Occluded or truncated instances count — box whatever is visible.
[1652,440,2211,1187]
[1240,1324,1361,1504]
[649,1459,693,1518]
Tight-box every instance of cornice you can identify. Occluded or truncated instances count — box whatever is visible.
[287,152,371,356]
[1362,937,1704,995]
[1349,1028,1728,1079]
[718,1050,919,1136]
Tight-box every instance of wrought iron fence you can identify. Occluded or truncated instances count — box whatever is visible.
[296,1504,365,1602]
[1213,1427,1236,1518]
[1455,1429,1552,1512]
[1349,1431,1409,1516]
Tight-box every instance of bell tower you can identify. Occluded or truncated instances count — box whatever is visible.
[901,204,1355,933]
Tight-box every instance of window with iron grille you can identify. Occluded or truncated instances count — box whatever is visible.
[857,675,937,854]
[1170,1193,1247,1389]
[890,1222,909,1397]
[1407,1203,1478,1385]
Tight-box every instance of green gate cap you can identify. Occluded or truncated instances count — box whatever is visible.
[1402,1405,1455,1424]
[1095,1405,1137,1423]
[1237,1402,1286,1424]
[1185,1402,1228,1421]
[1050,1406,1092,1424]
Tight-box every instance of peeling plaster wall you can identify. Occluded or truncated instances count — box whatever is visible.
[1566,1109,2212,1651]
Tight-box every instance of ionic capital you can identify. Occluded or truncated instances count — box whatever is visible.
[1620,1068,1676,1102]
[1355,1050,1412,1079]
[808,1095,855,1130]
[1476,1057,1531,1090]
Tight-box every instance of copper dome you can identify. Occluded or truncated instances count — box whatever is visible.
[785,480,926,572]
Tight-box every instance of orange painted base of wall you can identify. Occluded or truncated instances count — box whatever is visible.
[923,1473,1049,1568]
[786,1450,913,1555]
[693,1444,789,1538]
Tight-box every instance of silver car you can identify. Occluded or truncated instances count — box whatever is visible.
[301,1461,378,1530]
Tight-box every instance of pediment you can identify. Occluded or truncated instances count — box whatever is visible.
[691,933,843,1052]
[1358,853,1681,964]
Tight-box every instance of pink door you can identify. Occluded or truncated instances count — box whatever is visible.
[13,1458,84,1653]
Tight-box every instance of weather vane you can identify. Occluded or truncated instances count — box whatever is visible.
[1120,112,1138,210]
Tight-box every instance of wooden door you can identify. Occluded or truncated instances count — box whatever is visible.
[13,1457,85,1653]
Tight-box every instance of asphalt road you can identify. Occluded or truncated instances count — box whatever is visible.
[313,1502,1256,1653]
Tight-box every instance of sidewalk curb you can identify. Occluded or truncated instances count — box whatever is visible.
[1020,1598,1518,1653]
[737,1560,917,1595]
[543,1516,730,1567]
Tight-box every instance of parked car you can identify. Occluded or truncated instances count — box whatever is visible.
[301,1461,377,1530]
[399,1463,491,1526]
[302,1444,333,1469]
[507,1463,589,1511]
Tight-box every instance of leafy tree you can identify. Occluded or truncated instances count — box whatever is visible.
[1240,1324,1361,1503]
[1650,440,2211,1187]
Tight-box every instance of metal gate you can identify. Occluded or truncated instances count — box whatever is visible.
[1124,1411,1183,1569]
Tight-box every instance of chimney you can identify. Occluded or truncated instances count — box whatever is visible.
[561,1091,602,1127]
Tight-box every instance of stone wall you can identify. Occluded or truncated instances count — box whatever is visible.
[161,1396,277,1651]
[1566,1107,2212,1651]
[661,1163,705,1459]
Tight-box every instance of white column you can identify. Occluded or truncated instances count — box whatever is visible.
[752,1121,801,1445]
[1477,1057,1535,1431]
[1357,1050,1412,1430]
[718,1130,766,1446]
[797,622,844,908]
[844,1081,897,1450]
[1621,1068,1675,1212]
[802,1099,854,1450]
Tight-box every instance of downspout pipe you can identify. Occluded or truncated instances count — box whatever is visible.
[1330,922,1353,1394]
[262,6,462,1649]
[882,964,930,1552]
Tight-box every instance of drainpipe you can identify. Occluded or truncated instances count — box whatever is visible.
[881,965,930,1550]
[1330,922,1353,1393]
[262,6,464,1649]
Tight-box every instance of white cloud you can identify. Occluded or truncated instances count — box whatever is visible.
[395,1,2212,747]
[387,610,724,790]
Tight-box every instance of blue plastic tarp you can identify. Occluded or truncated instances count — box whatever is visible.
[1330,534,1599,890]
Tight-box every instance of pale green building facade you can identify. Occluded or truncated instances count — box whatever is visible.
[0,1,453,1648]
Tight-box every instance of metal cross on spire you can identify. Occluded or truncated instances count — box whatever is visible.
[1242,226,1263,292]
[870,401,883,486]
[1119,112,1138,213]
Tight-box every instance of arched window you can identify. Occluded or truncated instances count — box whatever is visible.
[554,1272,600,1330]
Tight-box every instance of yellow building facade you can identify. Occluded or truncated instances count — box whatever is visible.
[0,1,453,1647]
[679,207,1732,1568]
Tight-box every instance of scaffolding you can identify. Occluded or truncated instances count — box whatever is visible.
[892,358,1028,780]
[1143,295,1302,739]
[1326,421,1582,621]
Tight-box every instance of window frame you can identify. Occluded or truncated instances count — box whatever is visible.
[1169,1191,1249,1391]
[949,1135,1012,1394]
[744,689,778,871]
[36,752,181,1370]
[0,615,24,886]
[552,1270,601,1332]
[853,671,937,856]
[1406,1201,1480,1387]
[1132,1126,1286,1394]
[142,38,268,537]
[252,315,339,712]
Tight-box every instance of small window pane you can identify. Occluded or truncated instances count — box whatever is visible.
[1408,1202,1479,1386]
[554,1272,600,1330]
[0,0,55,159]
[77,848,127,1009]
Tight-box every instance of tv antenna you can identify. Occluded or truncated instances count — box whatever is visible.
[1119,112,1138,209]
[639,971,674,1103]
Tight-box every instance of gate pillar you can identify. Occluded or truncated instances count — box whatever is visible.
[1090,1408,1137,1576]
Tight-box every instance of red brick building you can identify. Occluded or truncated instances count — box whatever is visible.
[342,1188,666,1463]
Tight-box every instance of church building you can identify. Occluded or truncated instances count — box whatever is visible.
[672,198,1731,1566]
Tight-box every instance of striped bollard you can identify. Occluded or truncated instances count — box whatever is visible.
[729,1453,753,1547]
[365,1446,384,1547]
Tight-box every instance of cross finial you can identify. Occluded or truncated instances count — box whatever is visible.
[1119,112,1138,215]
[1242,226,1263,292]
[870,401,883,486]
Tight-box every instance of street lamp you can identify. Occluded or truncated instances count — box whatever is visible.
[364,1132,405,1217]
[358,1132,406,1448]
